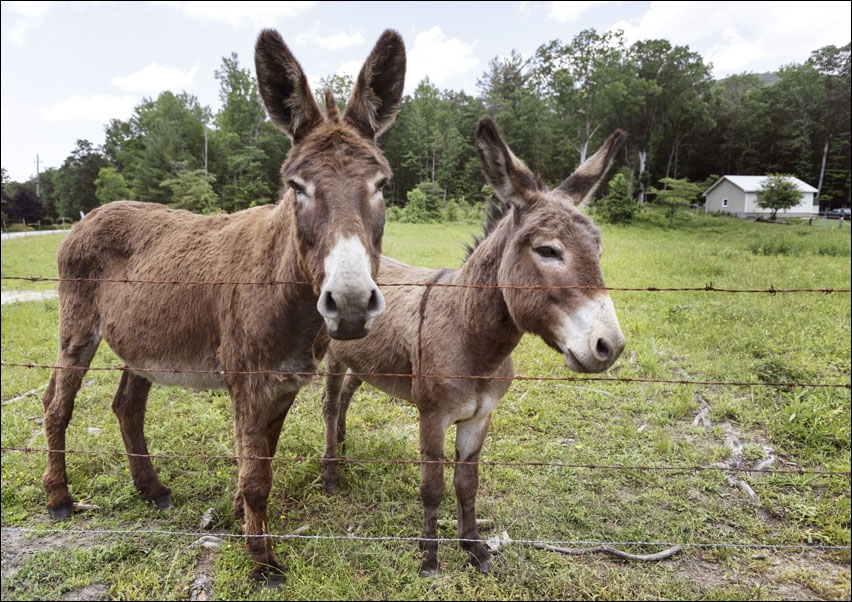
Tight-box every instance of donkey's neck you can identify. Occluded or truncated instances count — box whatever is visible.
[270,200,318,297]
[444,217,523,367]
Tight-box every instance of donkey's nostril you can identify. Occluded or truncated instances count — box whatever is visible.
[321,291,338,316]
[595,338,611,360]
[367,289,384,315]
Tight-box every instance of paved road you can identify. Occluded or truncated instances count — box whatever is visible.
[1,290,59,305]
[1,229,69,241]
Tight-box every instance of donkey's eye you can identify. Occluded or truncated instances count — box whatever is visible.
[288,180,307,197]
[376,178,388,191]
[534,246,560,259]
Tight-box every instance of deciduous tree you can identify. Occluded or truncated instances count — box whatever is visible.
[649,177,701,227]
[756,174,802,220]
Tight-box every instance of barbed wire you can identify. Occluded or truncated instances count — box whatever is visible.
[1,526,848,552]
[2,275,850,294]
[2,362,849,389]
[2,446,849,477]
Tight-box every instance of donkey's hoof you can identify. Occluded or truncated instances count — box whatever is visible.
[151,492,175,510]
[418,563,441,578]
[468,546,493,573]
[473,554,493,574]
[322,480,339,495]
[48,503,74,521]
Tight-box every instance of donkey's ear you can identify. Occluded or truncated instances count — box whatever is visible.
[255,28,323,143]
[475,116,537,209]
[344,29,407,140]
[556,129,627,206]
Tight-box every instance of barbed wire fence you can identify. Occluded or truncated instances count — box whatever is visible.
[1,274,850,556]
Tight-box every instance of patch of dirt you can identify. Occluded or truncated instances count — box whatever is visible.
[2,525,220,601]
[1,527,104,599]
[59,584,111,601]
[676,552,851,600]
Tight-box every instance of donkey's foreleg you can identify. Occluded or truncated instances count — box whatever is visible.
[265,392,295,457]
[417,414,450,577]
[42,330,100,520]
[233,390,295,585]
[234,390,294,526]
[336,371,363,451]
[321,356,362,494]
[234,386,296,540]
[112,371,172,509]
[231,390,292,522]
[454,413,494,573]
[321,355,346,494]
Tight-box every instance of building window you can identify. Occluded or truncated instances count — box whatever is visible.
[722,198,728,207]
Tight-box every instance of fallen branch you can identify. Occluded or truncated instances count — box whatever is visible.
[534,542,683,562]
[287,524,310,536]
[2,384,47,405]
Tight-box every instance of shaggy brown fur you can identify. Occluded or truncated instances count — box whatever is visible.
[40,28,406,584]
[321,117,627,576]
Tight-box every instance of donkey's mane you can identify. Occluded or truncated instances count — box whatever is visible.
[464,171,557,260]
[324,89,341,122]
[464,198,512,259]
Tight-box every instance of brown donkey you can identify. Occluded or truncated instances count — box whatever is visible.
[40,28,406,583]
[321,116,627,576]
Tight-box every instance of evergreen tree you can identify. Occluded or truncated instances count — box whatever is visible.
[593,172,636,224]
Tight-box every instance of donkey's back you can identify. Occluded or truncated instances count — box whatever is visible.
[56,200,297,389]
[60,201,275,283]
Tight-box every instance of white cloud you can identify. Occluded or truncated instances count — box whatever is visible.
[41,94,138,122]
[168,0,318,28]
[112,62,200,93]
[610,1,851,77]
[295,28,365,51]
[407,26,479,93]
[3,1,56,19]
[548,0,613,23]
[335,59,363,81]
[6,18,33,46]
[2,1,56,46]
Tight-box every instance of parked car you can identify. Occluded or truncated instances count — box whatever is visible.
[824,208,851,219]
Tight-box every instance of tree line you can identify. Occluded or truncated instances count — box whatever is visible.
[2,30,849,228]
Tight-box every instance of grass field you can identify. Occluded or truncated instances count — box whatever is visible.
[1,209,850,600]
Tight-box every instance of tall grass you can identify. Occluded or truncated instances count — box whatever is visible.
[1,209,849,600]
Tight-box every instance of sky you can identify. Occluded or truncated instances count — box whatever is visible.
[1,1,850,184]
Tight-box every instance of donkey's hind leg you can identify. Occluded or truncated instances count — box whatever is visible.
[112,370,173,509]
[41,326,101,520]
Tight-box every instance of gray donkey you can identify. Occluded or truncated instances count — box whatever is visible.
[321,116,627,576]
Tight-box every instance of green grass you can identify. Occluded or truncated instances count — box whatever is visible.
[1,209,850,600]
[1,232,66,292]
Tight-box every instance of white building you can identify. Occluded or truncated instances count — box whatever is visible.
[703,175,818,218]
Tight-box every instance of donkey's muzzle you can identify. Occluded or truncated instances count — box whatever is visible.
[319,236,386,339]
[318,286,385,340]
[557,293,625,373]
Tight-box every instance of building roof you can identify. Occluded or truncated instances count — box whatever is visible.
[703,175,818,196]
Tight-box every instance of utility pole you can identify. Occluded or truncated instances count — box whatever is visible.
[35,154,40,197]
